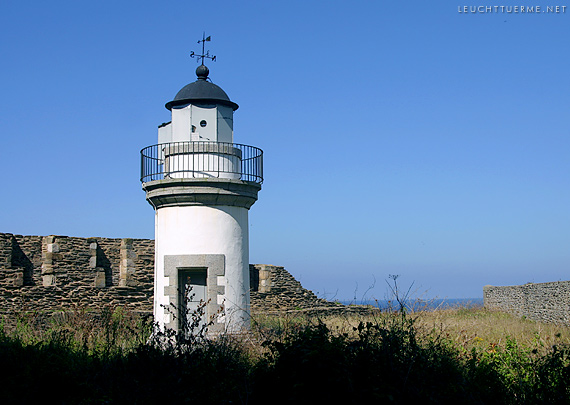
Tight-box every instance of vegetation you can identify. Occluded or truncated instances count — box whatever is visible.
[1,303,570,404]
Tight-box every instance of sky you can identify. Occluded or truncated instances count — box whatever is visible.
[1,0,569,301]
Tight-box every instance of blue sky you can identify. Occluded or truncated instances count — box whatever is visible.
[1,0,569,300]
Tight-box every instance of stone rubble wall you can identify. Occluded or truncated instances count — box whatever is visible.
[0,233,154,315]
[484,282,570,324]
[249,264,339,313]
[1,233,350,318]
[10,233,569,323]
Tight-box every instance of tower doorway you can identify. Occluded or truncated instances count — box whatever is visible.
[178,268,207,333]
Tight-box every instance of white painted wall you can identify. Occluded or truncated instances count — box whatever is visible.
[164,150,241,180]
[163,103,234,144]
[158,123,172,145]
[154,205,250,332]
[189,104,217,141]
[171,105,192,142]
[216,105,233,143]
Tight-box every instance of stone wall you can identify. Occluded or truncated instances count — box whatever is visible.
[484,281,570,324]
[0,233,345,318]
[0,233,154,315]
[249,264,338,312]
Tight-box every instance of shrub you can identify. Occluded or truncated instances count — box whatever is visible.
[2,305,570,403]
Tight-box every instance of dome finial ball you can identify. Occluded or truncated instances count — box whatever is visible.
[196,64,209,80]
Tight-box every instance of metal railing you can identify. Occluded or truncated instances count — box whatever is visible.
[140,141,263,184]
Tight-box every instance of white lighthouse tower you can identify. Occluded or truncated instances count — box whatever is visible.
[140,37,263,333]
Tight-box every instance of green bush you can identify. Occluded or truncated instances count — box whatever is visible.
[1,307,570,403]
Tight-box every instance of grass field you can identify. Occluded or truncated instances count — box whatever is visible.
[2,305,570,403]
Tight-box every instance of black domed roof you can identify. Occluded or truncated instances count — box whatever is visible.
[165,65,239,111]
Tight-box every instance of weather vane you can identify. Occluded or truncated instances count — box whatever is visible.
[190,32,216,65]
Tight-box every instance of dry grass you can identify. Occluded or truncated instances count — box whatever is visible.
[415,306,570,353]
[252,305,570,355]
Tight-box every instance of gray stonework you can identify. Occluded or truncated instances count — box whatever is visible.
[0,232,351,322]
[143,178,261,209]
[484,281,570,324]
[163,254,226,333]
[0,233,154,315]
[119,238,139,287]
[249,264,338,312]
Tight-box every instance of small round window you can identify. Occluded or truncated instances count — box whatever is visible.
[200,120,207,127]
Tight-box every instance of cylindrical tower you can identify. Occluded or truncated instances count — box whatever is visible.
[140,63,262,334]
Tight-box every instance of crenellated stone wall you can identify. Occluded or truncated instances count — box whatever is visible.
[484,282,570,324]
[0,233,155,315]
[0,233,344,318]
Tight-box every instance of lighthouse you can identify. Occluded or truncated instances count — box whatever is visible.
[140,37,263,334]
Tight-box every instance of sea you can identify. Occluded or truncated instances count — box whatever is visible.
[339,298,484,311]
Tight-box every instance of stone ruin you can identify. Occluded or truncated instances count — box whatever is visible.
[0,232,360,322]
